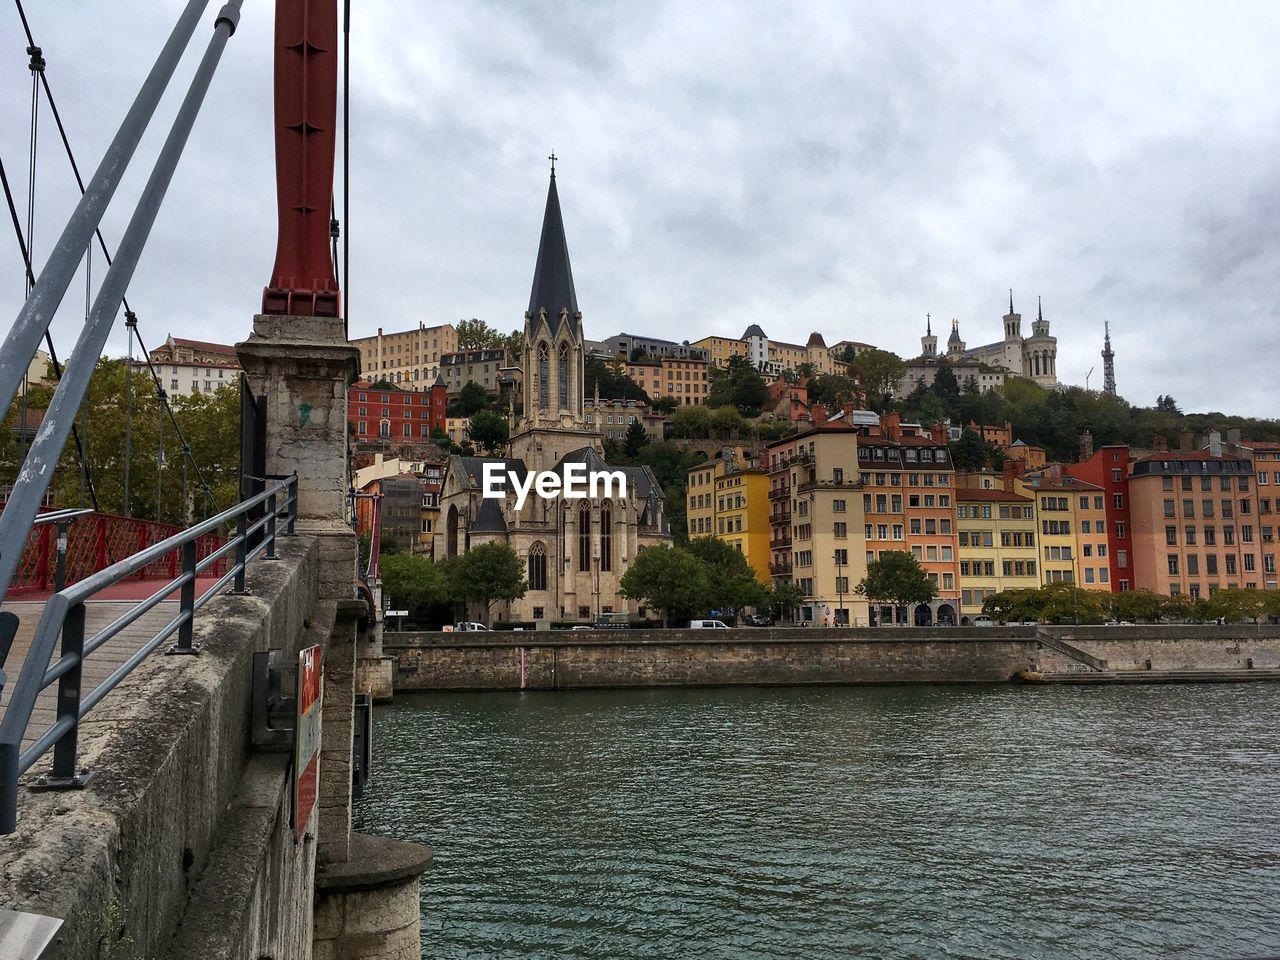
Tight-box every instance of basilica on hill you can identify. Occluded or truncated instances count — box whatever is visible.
[432,168,671,623]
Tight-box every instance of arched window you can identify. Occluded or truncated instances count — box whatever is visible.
[528,541,547,591]
[379,419,390,438]
[578,502,592,571]
[538,341,550,410]
[600,503,612,572]
[558,342,570,408]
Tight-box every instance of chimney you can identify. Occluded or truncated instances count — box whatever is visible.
[1079,430,1094,462]
[1209,431,1222,458]
[1179,429,1194,451]
[1227,427,1242,447]
[1153,435,1169,453]
[1002,458,1026,489]
[880,412,901,440]
[930,422,949,445]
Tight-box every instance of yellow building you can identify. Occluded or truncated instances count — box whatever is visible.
[956,487,1038,621]
[713,467,771,584]
[1023,470,1109,590]
[687,457,729,538]
[350,322,458,389]
[614,356,710,405]
[690,335,748,368]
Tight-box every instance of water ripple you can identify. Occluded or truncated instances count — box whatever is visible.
[355,684,1280,960]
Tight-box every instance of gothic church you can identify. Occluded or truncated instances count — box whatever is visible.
[432,170,671,622]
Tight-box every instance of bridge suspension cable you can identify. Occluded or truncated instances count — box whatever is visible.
[6,0,221,520]
[0,0,209,429]
[0,1,244,606]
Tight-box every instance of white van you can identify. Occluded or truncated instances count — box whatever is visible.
[689,619,731,630]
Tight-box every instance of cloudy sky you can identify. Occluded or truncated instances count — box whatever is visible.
[3,1,1278,415]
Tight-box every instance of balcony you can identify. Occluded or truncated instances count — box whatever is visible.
[769,560,793,576]
[768,485,791,501]
[770,533,793,548]
[770,509,791,524]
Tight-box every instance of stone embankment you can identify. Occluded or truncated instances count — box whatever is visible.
[385,624,1280,691]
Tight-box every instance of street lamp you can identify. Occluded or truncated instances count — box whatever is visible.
[593,546,601,622]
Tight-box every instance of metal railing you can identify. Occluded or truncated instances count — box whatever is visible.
[0,474,296,834]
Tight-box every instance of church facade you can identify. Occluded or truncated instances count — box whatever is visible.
[432,170,671,622]
[941,294,1058,387]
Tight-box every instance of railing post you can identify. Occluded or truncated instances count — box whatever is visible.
[232,510,249,595]
[168,539,200,655]
[265,491,278,560]
[54,519,71,593]
[34,602,93,791]
[286,474,298,535]
[0,741,16,833]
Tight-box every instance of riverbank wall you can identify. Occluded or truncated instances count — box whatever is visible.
[385,624,1280,691]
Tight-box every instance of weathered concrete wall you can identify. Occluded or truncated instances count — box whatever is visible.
[0,537,319,960]
[387,625,1280,690]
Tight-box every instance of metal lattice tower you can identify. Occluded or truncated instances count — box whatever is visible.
[1101,321,1117,396]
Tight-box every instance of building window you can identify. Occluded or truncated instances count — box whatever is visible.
[600,504,613,572]
[558,342,569,408]
[528,542,547,591]
[578,502,592,571]
[538,341,550,409]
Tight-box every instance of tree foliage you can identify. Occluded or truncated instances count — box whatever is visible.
[466,410,509,453]
[380,552,449,622]
[622,418,649,458]
[449,381,492,417]
[851,348,906,411]
[685,536,767,617]
[455,318,504,351]
[619,544,709,625]
[447,542,528,624]
[855,550,937,613]
[585,357,650,403]
[706,355,769,417]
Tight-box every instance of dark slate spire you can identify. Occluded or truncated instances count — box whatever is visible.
[1037,296,1043,322]
[527,169,580,336]
[1009,288,1015,314]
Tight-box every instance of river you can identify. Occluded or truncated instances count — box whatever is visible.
[353,684,1280,959]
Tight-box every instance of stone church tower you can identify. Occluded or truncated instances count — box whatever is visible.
[509,170,603,470]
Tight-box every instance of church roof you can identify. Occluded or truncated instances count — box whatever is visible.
[527,172,580,337]
[806,332,826,348]
[742,324,767,340]
[453,456,528,490]
[551,447,667,532]
[471,496,508,533]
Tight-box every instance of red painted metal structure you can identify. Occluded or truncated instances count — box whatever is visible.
[8,511,228,596]
[262,0,341,318]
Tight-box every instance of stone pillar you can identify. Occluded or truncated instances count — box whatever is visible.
[238,314,360,864]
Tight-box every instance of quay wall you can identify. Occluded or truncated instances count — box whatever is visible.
[387,624,1280,691]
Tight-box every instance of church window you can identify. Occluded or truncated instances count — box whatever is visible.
[578,503,592,571]
[538,341,550,409]
[600,504,613,572]
[558,343,570,408]
[528,542,547,591]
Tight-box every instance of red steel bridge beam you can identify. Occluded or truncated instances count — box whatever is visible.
[262,0,340,318]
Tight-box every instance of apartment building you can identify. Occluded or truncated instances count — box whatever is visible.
[597,333,708,362]
[956,487,1038,621]
[713,467,771,584]
[1065,444,1134,591]
[616,356,711,405]
[766,427,867,626]
[854,419,960,625]
[350,322,458,388]
[1129,450,1266,597]
[440,347,508,395]
[144,335,240,397]
[584,397,660,442]
[1021,471,1108,589]
[349,379,448,443]
[686,448,760,538]
[689,334,748,367]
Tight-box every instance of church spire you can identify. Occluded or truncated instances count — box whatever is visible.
[1037,296,1043,323]
[1009,288,1014,314]
[527,166,580,336]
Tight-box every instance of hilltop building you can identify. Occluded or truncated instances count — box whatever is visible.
[432,168,670,622]
[943,293,1059,387]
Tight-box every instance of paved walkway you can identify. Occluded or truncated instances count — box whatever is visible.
[1,594,211,754]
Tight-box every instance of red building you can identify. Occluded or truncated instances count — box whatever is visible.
[348,379,448,442]
[1065,443,1134,591]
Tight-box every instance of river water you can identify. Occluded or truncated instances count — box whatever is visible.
[353,684,1280,959]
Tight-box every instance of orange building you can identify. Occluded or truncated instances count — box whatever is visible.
[616,356,710,405]
[1005,440,1047,470]
[1128,450,1266,598]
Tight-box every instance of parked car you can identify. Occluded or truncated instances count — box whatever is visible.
[569,625,594,631]
[454,622,489,631]
[744,614,774,627]
[969,615,996,627]
[689,619,731,630]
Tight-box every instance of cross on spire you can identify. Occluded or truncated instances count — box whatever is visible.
[548,152,557,175]
[926,312,932,335]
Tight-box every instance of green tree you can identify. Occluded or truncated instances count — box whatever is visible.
[951,428,987,472]
[466,410,509,453]
[450,381,491,417]
[502,329,523,362]
[1203,588,1269,624]
[670,405,713,438]
[1155,394,1181,415]
[455,318,502,351]
[686,536,767,619]
[931,360,961,406]
[706,356,769,417]
[855,550,936,623]
[584,356,650,403]
[448,542,528,625]
[851,348,906,410]
[766,581,806,622]
[622,418,649,458]
[981,587,1045,624]
[380,552,448,622]
[1103,588,1169,623]
[651,396,679,415]
[620,545,709,626]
